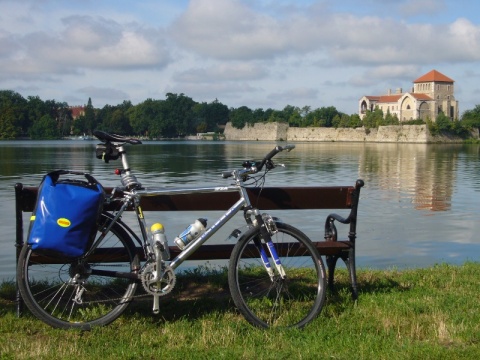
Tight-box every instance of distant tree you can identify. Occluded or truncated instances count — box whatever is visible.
[127,98,166,137]
[95,101,132,135]
[230,106,253,129]
[330,113,349,128]
[461,105,480,130]
[84,97,96,134]
[383,109,400,125]
[26,96,47,128]
[300,105,311,118]
[0,90,27,138]
[332,114,341,128]
[29,114,60,139]
[304,106,340,127]
[206,98,229,127]
[435,111,452,132]
[287,107,302,127]
[252,108,267,123]
[363,107,383,129]
[349,114,363,128]
[192,99,229,133]
[267,109,287,123]
[163,93,196,136]
[0,107,20,139]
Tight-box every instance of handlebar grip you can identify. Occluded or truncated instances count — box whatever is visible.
[222,171,233,179]
[258,144,295,170]
[264,146,282,161]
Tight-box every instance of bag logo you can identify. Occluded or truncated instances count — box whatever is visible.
[57,218,71,228]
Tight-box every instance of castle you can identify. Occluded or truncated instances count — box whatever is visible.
[358,70,459,122]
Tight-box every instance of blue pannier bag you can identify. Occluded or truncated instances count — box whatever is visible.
[27,170,105,258]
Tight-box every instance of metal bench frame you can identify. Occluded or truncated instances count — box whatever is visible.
[14,179,364,315]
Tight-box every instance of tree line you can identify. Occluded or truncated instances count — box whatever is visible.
[1,89,479,139]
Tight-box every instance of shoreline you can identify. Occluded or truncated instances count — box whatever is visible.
[223,122,479,143]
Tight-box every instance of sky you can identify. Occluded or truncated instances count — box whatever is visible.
[1,0,480,115]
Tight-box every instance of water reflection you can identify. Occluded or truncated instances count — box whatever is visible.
[357,144,458,211]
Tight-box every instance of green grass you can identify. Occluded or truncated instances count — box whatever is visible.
[1,262,479,359]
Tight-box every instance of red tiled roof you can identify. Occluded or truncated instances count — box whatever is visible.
[70,106,85,119]
[377,95,402,103]
[414,70,454,83]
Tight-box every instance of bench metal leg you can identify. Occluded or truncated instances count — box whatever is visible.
[325,251,358,300]
[325,255,339,292]
[344,248,358,300]
[15,183,24,317]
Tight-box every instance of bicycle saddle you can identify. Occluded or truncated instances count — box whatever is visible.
[93,130,142,145]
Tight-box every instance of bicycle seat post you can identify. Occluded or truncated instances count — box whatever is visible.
[117,144,142,190]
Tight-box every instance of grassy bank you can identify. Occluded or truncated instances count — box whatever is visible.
[1,263,479,359]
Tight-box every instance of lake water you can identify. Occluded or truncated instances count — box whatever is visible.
[1,140,479,282]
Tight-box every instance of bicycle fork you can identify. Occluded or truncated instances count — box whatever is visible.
[248,210,286,280]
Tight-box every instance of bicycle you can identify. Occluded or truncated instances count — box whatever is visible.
[17,131,326,330]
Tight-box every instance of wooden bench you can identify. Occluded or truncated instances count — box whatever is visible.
[14,180,365,310]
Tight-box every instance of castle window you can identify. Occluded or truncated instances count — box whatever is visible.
[406,105,411,110]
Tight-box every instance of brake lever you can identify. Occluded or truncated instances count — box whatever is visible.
[265,159,275,170]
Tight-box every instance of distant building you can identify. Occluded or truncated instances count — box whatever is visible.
[70,106,85,119]
[359,70,459,122]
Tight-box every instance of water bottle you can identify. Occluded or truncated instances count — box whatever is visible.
[174,218,207,250]
[151,223,170,260]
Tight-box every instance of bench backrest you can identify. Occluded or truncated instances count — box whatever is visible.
[15,180,364,256]
[15,181,364,212]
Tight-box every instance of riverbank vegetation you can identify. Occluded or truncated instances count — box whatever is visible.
[1,262,479,359]
[1,89,480,140]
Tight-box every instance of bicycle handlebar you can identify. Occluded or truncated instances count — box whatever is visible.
[222,144,295,178]
[257,144,295,171]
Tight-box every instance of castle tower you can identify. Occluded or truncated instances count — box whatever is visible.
[413,70,458,120]
[359,70,459,121]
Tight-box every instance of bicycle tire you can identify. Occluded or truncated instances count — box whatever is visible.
[17,214,139,330]
[228,221,326,328]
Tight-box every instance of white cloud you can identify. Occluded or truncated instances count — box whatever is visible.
[173,63,268,83]
[77,86,130,101]
[267,87,319,102]
[1,0,480,113]
[1,15,172,80]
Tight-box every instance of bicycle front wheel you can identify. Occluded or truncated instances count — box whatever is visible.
[228,221,326,328]
[17,214,139,330]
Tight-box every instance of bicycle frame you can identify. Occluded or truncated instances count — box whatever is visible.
[85,171,284,282]
[129,183,254,271]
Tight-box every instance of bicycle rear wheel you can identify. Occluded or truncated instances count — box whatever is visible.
[228,221,326,328]
[17,214,139,330]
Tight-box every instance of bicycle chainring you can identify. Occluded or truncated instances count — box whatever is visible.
[141,263,176,296]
